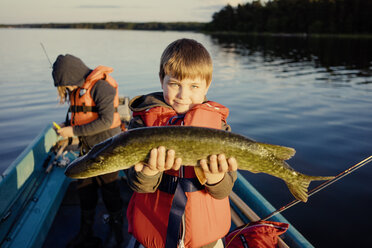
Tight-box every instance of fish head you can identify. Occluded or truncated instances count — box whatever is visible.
[64,132,127,178]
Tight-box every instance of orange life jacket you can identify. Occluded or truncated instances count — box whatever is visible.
[69,66,121,129]
[127,101,232,248]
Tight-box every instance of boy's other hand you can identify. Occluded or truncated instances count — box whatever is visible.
[56,126,74,138]
[200,154,238,185]
[134,146,182,176]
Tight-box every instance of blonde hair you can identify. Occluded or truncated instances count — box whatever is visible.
[57,86,69,104]
[159,39,213,86]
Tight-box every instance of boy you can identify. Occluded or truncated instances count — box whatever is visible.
[126,39,238,248]
[52,54,124,247]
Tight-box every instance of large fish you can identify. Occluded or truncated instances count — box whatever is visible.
[65,126,333,202]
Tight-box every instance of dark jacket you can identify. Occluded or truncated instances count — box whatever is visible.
[52,54,120,149]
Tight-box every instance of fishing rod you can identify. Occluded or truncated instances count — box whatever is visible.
[40,42,52,68]
[261,155,372,221]
[226,156,372,247]
[39,43,71,173]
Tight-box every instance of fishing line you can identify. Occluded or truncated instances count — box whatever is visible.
[40,42,52,68]
[261,155,372,221]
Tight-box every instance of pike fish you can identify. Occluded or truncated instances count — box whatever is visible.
[65,126,333,202]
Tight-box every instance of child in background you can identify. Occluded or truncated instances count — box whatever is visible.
[126,38,238,248]
[52,54,124,247]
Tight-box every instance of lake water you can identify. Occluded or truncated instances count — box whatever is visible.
[0,28,371,247]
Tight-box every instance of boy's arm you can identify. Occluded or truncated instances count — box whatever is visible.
[205,171,237,199]
[126,168,163,193]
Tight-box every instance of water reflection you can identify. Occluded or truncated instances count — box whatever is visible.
[1,28,371,247]
[211,34,372,85]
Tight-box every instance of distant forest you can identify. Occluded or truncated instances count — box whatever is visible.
[207,0,371,34]
[1,0,371,34]
[0,22,205,31]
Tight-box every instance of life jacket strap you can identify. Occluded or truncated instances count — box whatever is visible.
[158,173,203,194]
[164,176,204,248]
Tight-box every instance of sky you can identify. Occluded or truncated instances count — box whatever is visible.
[0,0,251,24]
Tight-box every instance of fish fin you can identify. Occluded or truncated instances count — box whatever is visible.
[194,166,207,185]
[258,143,296,160]
[286,175,335,202]
[286,179,310,202]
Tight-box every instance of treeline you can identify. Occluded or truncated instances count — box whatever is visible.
[0,22,205,31]
[1,1,371,34]
[207,0,371,34]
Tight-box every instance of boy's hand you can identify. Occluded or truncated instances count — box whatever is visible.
[200,154,238,185]
[134,146,182,176]
[56,126,74,138]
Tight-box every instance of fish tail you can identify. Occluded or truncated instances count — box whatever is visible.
[286,175,334,202]
[286,179,311,203]
[308,175,335,181]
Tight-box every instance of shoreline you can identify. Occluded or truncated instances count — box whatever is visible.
[1,23,371,39]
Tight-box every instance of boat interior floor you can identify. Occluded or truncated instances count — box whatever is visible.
[43,176,133,248]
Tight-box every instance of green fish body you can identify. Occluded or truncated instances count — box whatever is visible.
[65,126,333,202]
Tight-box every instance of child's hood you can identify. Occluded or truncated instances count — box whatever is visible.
[52,54,91,87]
[129,92,171,112]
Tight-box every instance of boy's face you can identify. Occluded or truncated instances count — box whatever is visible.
[161,75,210,114]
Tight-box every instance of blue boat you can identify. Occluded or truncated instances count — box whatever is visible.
[0,123,314,247]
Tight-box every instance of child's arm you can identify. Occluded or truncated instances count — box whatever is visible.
[201,154,237,199]
[205,170,237,199]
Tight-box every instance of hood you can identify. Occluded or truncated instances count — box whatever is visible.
[129,92,170,112]
[52,54,91,87]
